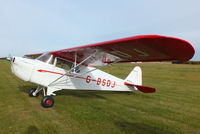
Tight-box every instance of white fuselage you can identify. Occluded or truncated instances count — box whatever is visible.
[11,56,134,95]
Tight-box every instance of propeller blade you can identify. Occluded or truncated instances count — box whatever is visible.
[6,54,12,61]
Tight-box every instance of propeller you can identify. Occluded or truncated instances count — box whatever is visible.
[7,54,12,61]
[7,54,15,64]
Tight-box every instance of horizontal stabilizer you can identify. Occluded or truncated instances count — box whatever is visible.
[124,82,156,93]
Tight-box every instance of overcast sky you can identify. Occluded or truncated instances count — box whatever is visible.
[0,0,199,60]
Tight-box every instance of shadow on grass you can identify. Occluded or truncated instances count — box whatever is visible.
[115,121,175,134]
[56,90,131,100]
[25,125,40,134]
[18,85,132,100]
[19,85,35,94]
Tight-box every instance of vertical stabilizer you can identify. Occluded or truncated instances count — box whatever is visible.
[125,66,142,85]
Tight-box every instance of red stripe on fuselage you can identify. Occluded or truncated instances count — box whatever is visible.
[37,69,95,81]
[38,70,63,75]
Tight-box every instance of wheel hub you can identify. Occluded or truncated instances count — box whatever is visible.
[46,100,51,105]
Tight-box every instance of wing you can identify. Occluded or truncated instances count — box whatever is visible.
[26,35,195,66]
[25,53,43,58]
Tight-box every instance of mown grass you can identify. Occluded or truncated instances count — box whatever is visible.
[0,60,199,134]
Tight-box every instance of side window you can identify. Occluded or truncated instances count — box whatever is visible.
[56,58,73,70]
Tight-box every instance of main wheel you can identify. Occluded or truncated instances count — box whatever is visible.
[29,88,39,97]
[41,96,54,108]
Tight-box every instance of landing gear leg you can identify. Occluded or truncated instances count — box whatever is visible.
[29,86,42,97]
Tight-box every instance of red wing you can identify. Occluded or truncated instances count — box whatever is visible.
[26,35,195,66]
[25,53,43,58]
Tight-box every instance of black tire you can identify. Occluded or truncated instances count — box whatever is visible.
[29,88,39,97]
[41,96,54,108]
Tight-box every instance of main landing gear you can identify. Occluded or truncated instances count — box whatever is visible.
[41,96,54,108]
[28,86,54,108]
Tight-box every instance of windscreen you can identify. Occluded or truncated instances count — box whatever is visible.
[37,52,52,63]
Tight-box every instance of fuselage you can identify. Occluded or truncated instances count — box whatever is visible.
[11,53,134,95]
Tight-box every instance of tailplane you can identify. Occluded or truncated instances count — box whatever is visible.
[124,82,156,93]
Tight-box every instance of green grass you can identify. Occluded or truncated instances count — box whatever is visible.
[0,60,199,134]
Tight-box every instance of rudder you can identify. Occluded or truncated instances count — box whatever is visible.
[125,66,142,85]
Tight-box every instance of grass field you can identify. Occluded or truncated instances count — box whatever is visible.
[0,60,199,134]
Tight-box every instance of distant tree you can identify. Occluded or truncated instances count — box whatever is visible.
[0,57,7,60]
[172,61,200,64]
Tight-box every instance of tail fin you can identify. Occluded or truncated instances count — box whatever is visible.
[125,66,142,85]
[124,66,156,93]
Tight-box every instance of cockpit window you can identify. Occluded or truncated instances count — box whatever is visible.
[37,53,79,72]
[37,52,53,63]
[56,58,73,70]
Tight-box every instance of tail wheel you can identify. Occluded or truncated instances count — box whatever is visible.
[41,96,54,108]
[29,88,39,97]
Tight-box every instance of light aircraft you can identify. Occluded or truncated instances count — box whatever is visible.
[9,35,195,108]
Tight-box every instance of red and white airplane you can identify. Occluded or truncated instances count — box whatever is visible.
[9,35,195,108]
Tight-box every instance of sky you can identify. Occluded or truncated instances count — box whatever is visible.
[0,0,200,60]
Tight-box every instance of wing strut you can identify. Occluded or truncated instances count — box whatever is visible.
[65,60,120,82]
[73,51,77,73]
[48,51,98,86]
